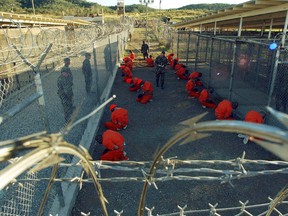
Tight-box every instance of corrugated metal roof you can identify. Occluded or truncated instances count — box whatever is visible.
[172,0,288,31]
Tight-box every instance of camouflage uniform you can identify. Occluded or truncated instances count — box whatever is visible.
[82,55,92,93]
[57,65,74,122]
[155,54,168,89]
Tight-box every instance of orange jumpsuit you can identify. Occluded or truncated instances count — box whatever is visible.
[121,66,133,83]
[199,89,217,109]
[129,77,142,91]
[100,130,128,161]
[130,52,135,61]
[186,80,200,98]
[244,110,264,124]
[136,81,153,104]
[123,56,132,62]
[125,60,133,70]
[174,63,183,72]
[104,107,129,131]
[146,57,154,67]
[189,72,203,86]
[167,54,174,64]
[189,71,201,79]
[176,66,189,80]
[215,100,234,120]
[170,58,179,69]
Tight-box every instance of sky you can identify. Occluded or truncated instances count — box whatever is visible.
[88,0,248,9]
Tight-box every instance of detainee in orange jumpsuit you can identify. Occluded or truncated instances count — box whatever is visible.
[199,88,217,109]
[245,110,265,124]
[238,110,266,144]
[128,77,143,92]
[186,79,201,98]
[129,50,135,61]
[146,55,154,67]
[124,58,133,70]
[96,130,128,161]
[215,100,238,120]
[120,65,133,83]
[123,56,132,63]
[189,72,203,86]
[176,65,189,80]
[136,81,153,104]
[170,57,179,69]
[104,104,128,131]
[174,63,183,72]
[167,53,174,64]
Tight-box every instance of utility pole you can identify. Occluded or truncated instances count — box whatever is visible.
[31,0,35,15]
[139,0,154,40]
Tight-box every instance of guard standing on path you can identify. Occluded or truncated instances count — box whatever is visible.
[155,51,168,89]
[57,57,74,122]
[82,53,92,93]
[141,41,149,60]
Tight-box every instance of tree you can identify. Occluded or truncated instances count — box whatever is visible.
[0,0,21,12]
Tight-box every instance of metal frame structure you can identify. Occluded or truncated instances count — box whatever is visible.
[0,11,91,27]
[172,0,288,40]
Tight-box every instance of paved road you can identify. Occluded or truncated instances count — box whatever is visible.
[72,61,287,216]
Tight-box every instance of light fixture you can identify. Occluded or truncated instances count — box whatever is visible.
[269,42,278,50]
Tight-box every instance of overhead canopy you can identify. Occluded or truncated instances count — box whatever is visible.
[172,0,288,32]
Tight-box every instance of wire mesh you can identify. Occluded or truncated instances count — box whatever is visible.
[0,17,133,216]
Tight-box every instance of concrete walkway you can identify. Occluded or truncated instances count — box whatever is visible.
[72,58,286,215]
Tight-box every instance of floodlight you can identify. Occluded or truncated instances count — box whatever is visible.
[269,42,278,50]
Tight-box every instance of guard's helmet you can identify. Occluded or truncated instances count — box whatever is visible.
[64,57,70,63]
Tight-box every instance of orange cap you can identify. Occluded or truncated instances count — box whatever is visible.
[109,104,117,111]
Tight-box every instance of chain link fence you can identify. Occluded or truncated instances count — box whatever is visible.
[0,18,133,216]
[165,29,288,125]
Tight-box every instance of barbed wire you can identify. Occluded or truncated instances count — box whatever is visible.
[0,18,134,67]
[4,153,288,186]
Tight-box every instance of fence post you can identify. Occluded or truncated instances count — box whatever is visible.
[205,37,209,62]
[176,32,180,58]
[208,37,214,87]
[93,42,100,103]
[254,45,262,88]
[117,34,121,64]
[186,32,191,67]
[228,42,237,100]
[108,35,114,75]
[12,44,52,133]
[195,34,200,71]
[267,47,280,106]
[34,73,50,133]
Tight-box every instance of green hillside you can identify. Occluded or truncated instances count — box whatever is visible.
[179,3,235,10]
[0,1,234,19]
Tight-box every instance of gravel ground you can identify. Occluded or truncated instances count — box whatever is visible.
[72,62,287,216]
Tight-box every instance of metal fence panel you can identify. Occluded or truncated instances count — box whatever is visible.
[0,21,133,216]
[208,39,234,98]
